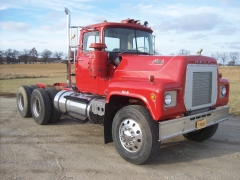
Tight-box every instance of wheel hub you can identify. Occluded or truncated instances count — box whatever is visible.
[32,97,41,117]
[18,93,24,111]
[119,119,142,152]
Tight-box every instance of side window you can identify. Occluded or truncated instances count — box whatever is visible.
[83,31,99,51]
[105,37,120,51]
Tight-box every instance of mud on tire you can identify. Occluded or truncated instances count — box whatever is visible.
[30,88,52,125]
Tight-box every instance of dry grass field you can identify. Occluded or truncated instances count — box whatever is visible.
[0,64,239,115]
[0,63,71,97]
[218,66,240,116]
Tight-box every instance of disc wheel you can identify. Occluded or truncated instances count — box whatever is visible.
[112,105,160,164]
[16,86,32,117]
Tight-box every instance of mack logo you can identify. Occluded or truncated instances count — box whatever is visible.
[153,59,164,64]
[195,60,211,64]
[122,90,129,95]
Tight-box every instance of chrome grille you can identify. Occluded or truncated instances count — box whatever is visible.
[184,64,217,111]
[192,72,212,106]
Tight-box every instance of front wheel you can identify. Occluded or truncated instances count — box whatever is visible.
[183,124,218,142]
[112,105,160,164]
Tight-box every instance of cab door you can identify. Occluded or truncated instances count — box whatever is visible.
[75,30,100,93]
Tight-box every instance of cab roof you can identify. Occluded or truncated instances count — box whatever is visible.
[84,19,153,33]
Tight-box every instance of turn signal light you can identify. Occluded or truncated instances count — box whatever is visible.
[150,93,156,101]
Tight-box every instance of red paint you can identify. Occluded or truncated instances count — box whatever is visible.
[88,43,108,77]
[42,19,229,121]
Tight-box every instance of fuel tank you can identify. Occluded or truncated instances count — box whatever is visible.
[54,90,106,124]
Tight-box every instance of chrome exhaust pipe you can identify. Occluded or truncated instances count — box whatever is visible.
[64,7,72,88]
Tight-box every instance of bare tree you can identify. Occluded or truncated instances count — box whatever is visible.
[5,49,14,64]
[211,52,221,64]
[41,49,52,63]
[29,47,40,63]
[220,52,228,66]
[229,52,239,66]
[0,50,4,64]
[178,49,190,55]
[12,50,20,64]
[20,49,30,64]
[53,51,64,60]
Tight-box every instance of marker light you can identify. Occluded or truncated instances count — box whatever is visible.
[149,75,154,83]
[150,93,156,101]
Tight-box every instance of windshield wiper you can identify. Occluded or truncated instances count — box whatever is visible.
[119,49,150,55]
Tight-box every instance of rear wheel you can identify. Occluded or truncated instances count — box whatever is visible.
[29,85,38,91]
[16,86,32,117]
[112,105,160,164]
[45,88,62,123]
[30,88,51,125]
[183,124,218,142]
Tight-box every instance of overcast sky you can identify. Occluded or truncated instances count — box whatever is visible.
[0,0,239,56]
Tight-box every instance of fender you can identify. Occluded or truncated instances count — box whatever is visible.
[106,80,164,120]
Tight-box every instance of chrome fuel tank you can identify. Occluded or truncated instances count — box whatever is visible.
[54,90,106,123]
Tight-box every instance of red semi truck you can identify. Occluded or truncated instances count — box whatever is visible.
[16,8,229,164]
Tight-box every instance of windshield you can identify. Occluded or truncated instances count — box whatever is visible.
[104,28,154,55]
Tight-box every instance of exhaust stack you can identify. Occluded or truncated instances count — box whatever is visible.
[64,7,72,88]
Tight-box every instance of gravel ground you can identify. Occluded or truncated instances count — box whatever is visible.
[0,96,239,180]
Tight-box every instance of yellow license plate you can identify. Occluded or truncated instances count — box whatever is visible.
[196,119,207,130]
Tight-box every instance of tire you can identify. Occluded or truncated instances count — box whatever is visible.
[29,85,38,91]
[30,88,52,125]
[183,124,218,142]
[112,105,160,164]
[45,88,62,123]
[16,86,32,117]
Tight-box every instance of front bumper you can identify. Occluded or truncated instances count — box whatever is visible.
[159,106,229,141]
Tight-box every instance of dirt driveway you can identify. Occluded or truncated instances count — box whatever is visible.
[0,96,239,180]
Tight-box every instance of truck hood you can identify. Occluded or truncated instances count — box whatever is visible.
[114,54,217,83]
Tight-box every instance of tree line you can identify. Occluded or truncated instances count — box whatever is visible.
[0,47,65,64]
[174,49,239,66]
[211,52,239,66]
[1,48,239,66]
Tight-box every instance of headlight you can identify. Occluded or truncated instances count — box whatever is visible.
[164,93,172,105]
[221,86,226,96]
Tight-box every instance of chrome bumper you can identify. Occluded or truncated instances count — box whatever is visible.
[159,106,229,141]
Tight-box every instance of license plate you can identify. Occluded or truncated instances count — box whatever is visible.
[196,119,207,130]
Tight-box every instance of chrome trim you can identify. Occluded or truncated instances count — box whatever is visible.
[184,64,218,111]
[164,90,177,107]
[159,106,229,141]
[64,7,72,88]
[119,119,143,152]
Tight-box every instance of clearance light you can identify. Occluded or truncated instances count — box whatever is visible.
[219,73,222,79]
[144,21,149,28]
[149,75,154,84]
[150,93,156,101]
